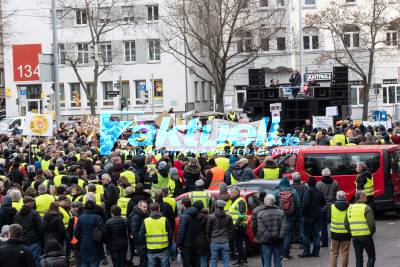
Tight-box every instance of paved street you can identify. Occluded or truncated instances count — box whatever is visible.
[164,212,400,266]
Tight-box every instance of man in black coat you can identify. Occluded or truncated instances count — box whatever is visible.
[102,174,119,217]
[0,196,16,230]
[126,183,152,217]
[154,190,175,232]
[176,197,199,267]
[0,224,35,267]
[8,162,24,186]
[128,200,148,267]
[105,206,129,267]
[14,196,43,267]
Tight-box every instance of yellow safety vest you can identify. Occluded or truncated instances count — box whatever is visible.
[224,199,232,211]
[31,180,49,189]
[189,191,211,209]
[121,170,136,186]
[82,194,102,206]
[215,157,230,172]
[144,217,169,250]
[151,174,170,193]
[263,167,280,180]
[86,184,104,196]
[168,179,176,197]
[118,186,126,198]
[228,197,247,226]
[330,205,349,234]
[78,179,85,188]
[12,199,23,212]
[230,174,239,185]
[41,159,51,171]
[347,203,371,236]
[163,197,177,213]
[364,177,374,196]
[227,112,236,121]
[117,197,130,217]
[53,175,64,186]
[59,207,71,229]
[330,134,347,146]
[35,194,55,217]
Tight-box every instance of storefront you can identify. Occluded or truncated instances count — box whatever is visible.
[17,84,43,116]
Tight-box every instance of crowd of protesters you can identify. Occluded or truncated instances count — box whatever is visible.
[0,117,387,267]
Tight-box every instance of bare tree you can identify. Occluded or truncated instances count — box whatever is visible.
[161,0,285,111]
[306,0,399,120]
[59,0,135,115]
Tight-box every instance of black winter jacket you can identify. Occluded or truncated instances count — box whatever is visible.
[103,183,119,213]
[255,206,287,244]
[176,207,199,248]
[127,191,152,217]
[105,216,129,252]
[207,209,233,243]
[0,206,16,229]
[128,206,147,243]
[0,239,35,267]
[14,206,43,246]
[194,209,209,255]
[39,251,68,267]
[43,212,66,246]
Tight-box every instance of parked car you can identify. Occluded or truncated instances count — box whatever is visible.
[174,190,260,253]
[229,179,282,195]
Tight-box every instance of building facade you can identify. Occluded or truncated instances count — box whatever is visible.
[2,0,214,118]
[225,0,400,121]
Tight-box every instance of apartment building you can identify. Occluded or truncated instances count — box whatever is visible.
[226,0,400,120]
[2,0,215,118]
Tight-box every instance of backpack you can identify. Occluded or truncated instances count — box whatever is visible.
[279,189,294,215]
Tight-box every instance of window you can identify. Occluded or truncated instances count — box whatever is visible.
[100,43,112,63]
[236,91,245,109]
[148,40,160,61]
[277,0,285,6]
[209,82,213,101]
[201,81,206,102]
[122,6,134,23]
[102,81,113,106]
[346,0,355,3]
[390,151,400,174]
[383,85,400,104]
[237,32,252,53]
[147,5,159,21]
[277,37,286,50]
[386,32,398,47]
[277,154,297,174]
[348,153,380,174]
[59,83,65,108]
[77,43,89,64]
[135,80,148,104]
[344,32,359,48]
[59,44,66,64]
[351,86,364,105]
[304,154,348,176]
[75,9,87,25]
[303,35,319,50]
[239,0,248,8]
[124,41,136,62]
[261,37,270,51]
[260,0,268,7]
[56,10,63,28]
[304,0,315,5]
[153,79,163,104]
[195,81,200,101]
[0,69,3,87]
[98,8,111,24]
[70,83,81,107]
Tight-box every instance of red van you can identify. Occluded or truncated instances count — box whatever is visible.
[254,145,400,212]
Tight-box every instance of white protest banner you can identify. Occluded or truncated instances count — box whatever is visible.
[362,121,391,129]
[271,110,280,118]
[313,116,333,129]
[23,113,53,137]
[326,106,338,117]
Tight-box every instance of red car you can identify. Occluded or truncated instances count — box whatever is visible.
[174,190,260,252]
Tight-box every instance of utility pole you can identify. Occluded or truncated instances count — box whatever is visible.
[183,0,189,112]
[298,0,304,88]
[52,0,61,126]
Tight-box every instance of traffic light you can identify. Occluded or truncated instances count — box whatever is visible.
[121,97,127,110]
[114,81,121,90]
[43,95,54,111]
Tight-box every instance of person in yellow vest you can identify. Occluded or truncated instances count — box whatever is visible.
[161,187,177,214]
[330,128,348,146]
[229,158,255,185]
[117,176,131,198]
[207,159,226,190]
[35,184,56,217]
[226,110,238,122]
[188,180,212,210]
[328,191,352,267]
[215,156,230,173]
[229,186,248,265]
[213,184,232,212]
[259,156,281,180]
[150,161,170,196]
[355,162,375,209]
[139,202,172,266]
[117,186,133,217]
[120,161,136,187]
[53,165,68,187]
[344,190,376,267]
[81,184,103,206]
[9,189,23,212]
[41,155,52,171]
[58,195,71,229]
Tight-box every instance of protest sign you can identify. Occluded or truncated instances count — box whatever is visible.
[313,116,333,129]
[82,115,100,130]
[326,106,338,116]
[23,113,53,136]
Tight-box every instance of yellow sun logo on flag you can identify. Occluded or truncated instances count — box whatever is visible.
[29,115,49,135]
